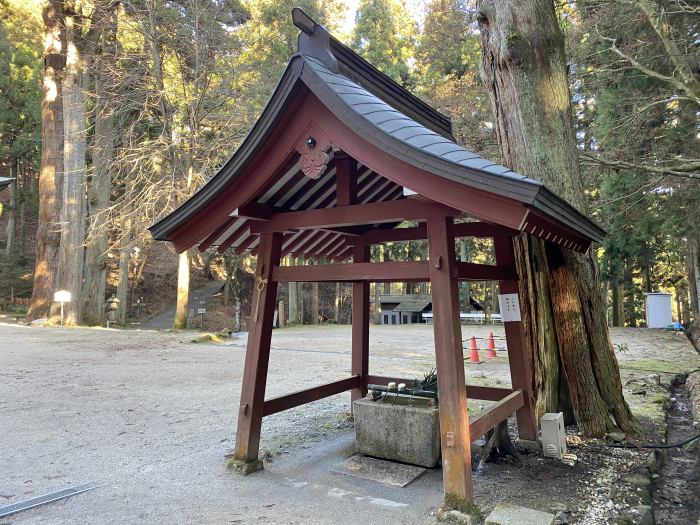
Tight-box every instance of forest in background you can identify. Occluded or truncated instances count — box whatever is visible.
[0,0,697,330]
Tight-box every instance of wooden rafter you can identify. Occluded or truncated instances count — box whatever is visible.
[250,197,459,234]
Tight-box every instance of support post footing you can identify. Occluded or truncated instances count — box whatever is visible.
[226,457,264,475]
[437,495,481,524]
[437,507,478,524]
[514,438,542,453]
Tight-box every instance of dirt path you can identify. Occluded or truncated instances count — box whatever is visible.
[139,280,223,330]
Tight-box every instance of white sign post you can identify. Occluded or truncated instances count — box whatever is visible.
[53,290,71,326]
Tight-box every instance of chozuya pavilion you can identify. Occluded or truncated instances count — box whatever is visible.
[150,8,604,509]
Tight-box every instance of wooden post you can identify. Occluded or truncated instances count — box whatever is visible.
[232,231,282,474]
[337,152,369,404]
[351,244,370,402]
[493,235,538,441]
[427,216,473,507]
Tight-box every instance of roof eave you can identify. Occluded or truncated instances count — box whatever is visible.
[531,187,606,244]
[149,57,306,242]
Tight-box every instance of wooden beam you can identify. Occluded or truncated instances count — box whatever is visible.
[249,197,459,234]
[347,221,518,246]
[494,235,538,441]
[335,153,357,207]
[233,201,278,220]
[365,375,513,402]
[272,261,430,282]
[427,216,473,504]
[233,232,282,468]
[351,244,370,402]
[262,376,361,416]
[469,390,524,440]
[454,262,514,281]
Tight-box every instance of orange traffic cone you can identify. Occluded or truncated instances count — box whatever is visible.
[469,336,482,363]
[486,331,497,358]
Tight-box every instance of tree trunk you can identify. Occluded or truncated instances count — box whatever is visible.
[289,257,299,323]
[83,7,117,326]
[477,0,633,435]
[57,9,88,325]
[298,258,305,324]
[688,233,700,319]
[172,249,190,329]
[334,282,341,323]
[611,281,622,327]
[28,0,64,322]
[312,281,319,324]
[459,238,470,311]
[18,162,27,256]
[115,242,129,326]
[4,162,16,257]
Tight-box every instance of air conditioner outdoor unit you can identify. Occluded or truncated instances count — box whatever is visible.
[540,412,566,460]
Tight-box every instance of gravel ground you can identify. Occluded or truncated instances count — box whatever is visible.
[1,323,698,524]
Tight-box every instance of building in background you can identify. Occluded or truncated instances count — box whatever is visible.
[379,294,432,325]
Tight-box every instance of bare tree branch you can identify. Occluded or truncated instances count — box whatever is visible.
[580,152,700,179]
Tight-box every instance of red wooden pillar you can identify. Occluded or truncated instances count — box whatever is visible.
[427,216,473,505]
[337,152,369,403]
[232,231,282,473]
[493,235,538,441]
[351,244,370,402]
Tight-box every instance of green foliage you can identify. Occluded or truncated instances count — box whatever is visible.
[0,0,42,164]
[415,0,496,157]
[351,0,417,86]
[570,0,699,325]
[0,0,695,326]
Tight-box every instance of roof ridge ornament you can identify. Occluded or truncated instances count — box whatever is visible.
[292,7,339,73]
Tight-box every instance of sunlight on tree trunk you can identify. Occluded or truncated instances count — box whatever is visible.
[83,7,117,326]
[28,0,64,323]
[57,9,88,326]
[173,250,190,329]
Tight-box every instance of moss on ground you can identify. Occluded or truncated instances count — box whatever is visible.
[620,359,694,375]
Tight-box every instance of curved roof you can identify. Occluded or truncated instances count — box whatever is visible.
[150,14,604,254]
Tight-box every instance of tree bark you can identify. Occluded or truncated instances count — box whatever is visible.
[477,0,633,435]
[612,281,623,327]
[115,241,129,326]
[334,282,341,323]
[312,281,319,324]
[288,256,299,323]
[83,6,117,326]
[4,162,16,257]
[57,6,89,325]
[28,0,65,322]
[459,238,470,311]
[688,233,700,319]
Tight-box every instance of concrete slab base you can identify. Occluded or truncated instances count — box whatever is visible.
[331,454,426,487]
[227,457,264,475]
[484,503,554,525]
